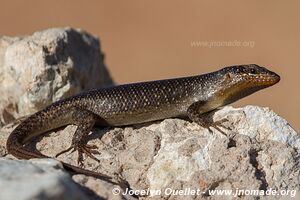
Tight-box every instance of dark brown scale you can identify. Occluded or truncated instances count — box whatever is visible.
[6,64,280,184]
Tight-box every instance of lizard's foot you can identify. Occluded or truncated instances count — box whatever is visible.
[187,102,231,136]
[76,144,100,166]
[206,119,230,135]
[195,118,230,135]
[55,144,100,166]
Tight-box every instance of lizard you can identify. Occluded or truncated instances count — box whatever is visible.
[6,64,280,183]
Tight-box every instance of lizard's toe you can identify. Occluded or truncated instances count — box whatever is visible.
[200,118,230,135]
[55,145,75,158]
[76,144,100,165]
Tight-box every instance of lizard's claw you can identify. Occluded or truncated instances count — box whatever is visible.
[55,146,76,158]
[203,118,231,135]
[55,144,100,166]
[77,144,100,166]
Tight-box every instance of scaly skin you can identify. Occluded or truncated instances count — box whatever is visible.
[6,64,280,183]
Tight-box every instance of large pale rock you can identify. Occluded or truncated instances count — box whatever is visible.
[1,105,299,200]
[0,158,90,200]
[0,28,113,126]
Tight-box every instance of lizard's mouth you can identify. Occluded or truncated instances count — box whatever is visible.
[245,71,280,87]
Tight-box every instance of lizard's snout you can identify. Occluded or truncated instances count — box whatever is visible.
[268,70,280,85]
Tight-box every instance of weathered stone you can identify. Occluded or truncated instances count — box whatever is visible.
[0,158,90,200]
[0,28,113,126]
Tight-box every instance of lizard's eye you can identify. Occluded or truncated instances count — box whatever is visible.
[249,68,256,74]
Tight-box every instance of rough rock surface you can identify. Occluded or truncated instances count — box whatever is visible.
[0,28,113,126]
[1,105,299,200]
[0,158,90,200]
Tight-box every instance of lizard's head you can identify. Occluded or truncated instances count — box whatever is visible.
[215,64,280,105]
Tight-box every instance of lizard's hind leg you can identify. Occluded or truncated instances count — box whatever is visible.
[55,108,100,166]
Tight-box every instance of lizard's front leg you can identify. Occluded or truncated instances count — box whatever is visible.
[187,101,229,134]
[56,109,100,166]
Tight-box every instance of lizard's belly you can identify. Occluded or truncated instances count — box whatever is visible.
[100,106,187,126]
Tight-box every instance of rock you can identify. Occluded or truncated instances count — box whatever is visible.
[0,158,130,200]
[0,158,90,200]
[1,105,299,199]
[0,28,113,126]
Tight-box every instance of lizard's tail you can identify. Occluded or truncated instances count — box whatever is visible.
[6,102,116,183]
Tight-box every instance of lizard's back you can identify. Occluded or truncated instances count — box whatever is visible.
[72,75,206,126]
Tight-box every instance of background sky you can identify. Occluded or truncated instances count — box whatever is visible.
[0,0,299,131]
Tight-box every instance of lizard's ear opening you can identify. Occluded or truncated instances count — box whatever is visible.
[225,72,234,81]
